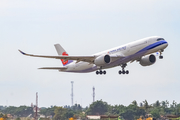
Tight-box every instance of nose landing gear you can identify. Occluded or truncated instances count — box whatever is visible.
[159,50,164,59]
[119,63,129,75]
[159,56,163,59]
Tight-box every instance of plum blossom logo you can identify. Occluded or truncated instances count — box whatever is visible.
[61,52,68,65]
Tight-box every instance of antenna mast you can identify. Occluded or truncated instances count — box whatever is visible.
[35,92,38,120]
[71,81,74,106]
[93,86,95,102]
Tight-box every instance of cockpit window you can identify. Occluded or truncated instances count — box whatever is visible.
[157,38,164,41]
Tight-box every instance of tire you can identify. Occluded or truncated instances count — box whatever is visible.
[159,56,163,59]
[122,70,125,74]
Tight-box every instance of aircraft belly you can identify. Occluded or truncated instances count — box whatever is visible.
[67,62,94,72]
[76,64,94,71]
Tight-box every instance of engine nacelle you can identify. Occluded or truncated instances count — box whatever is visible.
[94,55,111,66]
[140,54,156,66]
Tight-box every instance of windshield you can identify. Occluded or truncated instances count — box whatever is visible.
[157,38,164,41]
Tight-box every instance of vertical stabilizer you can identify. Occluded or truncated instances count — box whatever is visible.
[54,44,73,66]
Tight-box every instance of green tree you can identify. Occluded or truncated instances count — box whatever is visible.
[132,100,138,106]
[40,107,56,117]
[154,100,161,108]
[15,117,21,120]
[71,104,82,112]
[161,100,170,115]
[143,100,151,113]
[64,109,74,119]
[86,100,109,115]
[150,108,160,119]
[176,104,180,115]
[161,101,166,108]
[78,112,86,120]
[165,100,169,108]
[0,113,3,118]
[139,103,143,107]
[172,100,177,108]
[53,107,67,120]
[120,104,145,120]
[1,106,33,117]
[121,109,134,120]
[110,105,125,115]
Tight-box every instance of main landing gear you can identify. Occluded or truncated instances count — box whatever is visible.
[96,70,106,75]
[159,50,164,59]
[119,63,129,75]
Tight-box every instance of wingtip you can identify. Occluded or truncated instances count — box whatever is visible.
[18,49,26,55]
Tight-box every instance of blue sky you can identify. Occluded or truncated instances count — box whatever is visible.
[0,0,180,107]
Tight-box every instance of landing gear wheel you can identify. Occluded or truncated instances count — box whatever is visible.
[100,70,103,74]
[159,56,163,59]
[122,70,126,74]
[159,50,164,59]
[119,63,129,75]
[96,70,106,75]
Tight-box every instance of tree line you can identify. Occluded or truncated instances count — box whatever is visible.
[0,100,180,120]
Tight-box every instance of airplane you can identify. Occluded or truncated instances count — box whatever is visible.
[19,36,168,75]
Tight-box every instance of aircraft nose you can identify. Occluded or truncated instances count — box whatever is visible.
[165,40,168,46]
[164,40,168,48]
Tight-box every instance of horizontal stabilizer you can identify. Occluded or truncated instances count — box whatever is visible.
[38,67,67,70]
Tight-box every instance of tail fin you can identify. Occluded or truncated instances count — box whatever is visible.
[54,44,73,66]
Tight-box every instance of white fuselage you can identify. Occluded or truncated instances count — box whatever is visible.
[62,36,168,73]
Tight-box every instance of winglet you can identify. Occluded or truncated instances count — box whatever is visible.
[18,50,26,55]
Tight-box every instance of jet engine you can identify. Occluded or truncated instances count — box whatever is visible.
[139,54,156,66]
[94,55,111,66]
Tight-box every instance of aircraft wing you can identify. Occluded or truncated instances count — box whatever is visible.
[19,50,124,63]
[19,50,95,63]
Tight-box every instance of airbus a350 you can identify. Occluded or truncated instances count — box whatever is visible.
[19,36,168,75]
